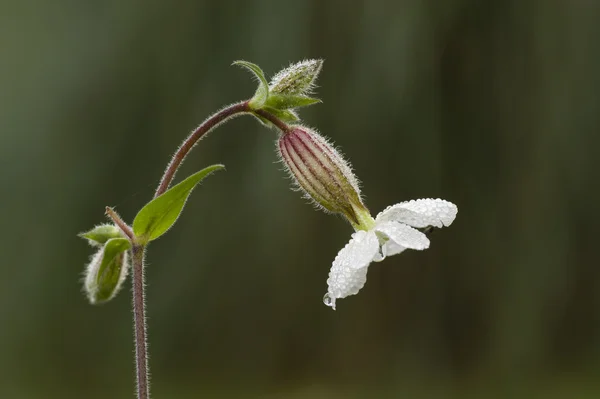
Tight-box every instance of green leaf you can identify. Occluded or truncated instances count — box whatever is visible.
[79,224,123,246]
[132,164,225,243]
[85,237,131,304]
[262,107,300,123]
[264,94,321,110]
[232,60,269,109]
[251,113,273,127]
[251,107,299,128]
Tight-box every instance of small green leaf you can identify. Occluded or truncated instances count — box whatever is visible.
[251,113,272,127]
[233,60,269,109]
[251,107,299,128]
[133,164,224,243]
[262,107,300,123]
[85,237,131,304]
[264,94,321,110]
[79,224,123,246]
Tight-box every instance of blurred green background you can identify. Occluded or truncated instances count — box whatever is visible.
[2,0,600,398]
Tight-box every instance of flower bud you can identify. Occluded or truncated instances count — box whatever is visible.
[278,126,369,227]
[79,224,124,247]
[84,238,131,305]
[269,59,323,95]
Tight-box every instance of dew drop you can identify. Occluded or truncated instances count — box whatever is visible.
[323,293,336,309]
[373,243,387,262]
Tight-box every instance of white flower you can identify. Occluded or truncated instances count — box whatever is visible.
[323,198,457,310]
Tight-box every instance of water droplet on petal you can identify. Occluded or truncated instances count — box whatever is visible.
[373,243,387,262]
[323,293,336,309]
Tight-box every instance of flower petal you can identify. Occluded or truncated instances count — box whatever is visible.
[376,221,430,250]
[325,267,368,310]
[376,198,458,228]
[325,230,379,309]
[337,230,380,270]
[384,240,407,257]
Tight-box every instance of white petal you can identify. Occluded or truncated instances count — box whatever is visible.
[337,230,380,270]
[376,221,430,250]
[325,230,379,308]
[325,267,368,310]
[384,240,407,257]
[372,237,406,261]
[376,198,458,228]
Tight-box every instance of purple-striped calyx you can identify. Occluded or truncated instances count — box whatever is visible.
[277,126,372,229]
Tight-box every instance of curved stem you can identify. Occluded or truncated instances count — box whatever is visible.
[254,108,292,133]
[134,100,291,399]
[154,102,293,198]
[131,244,149,399]
[155,101,250,197]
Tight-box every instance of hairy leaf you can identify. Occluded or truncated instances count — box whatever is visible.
[79,224,123,246]
[265,94,321,110]
[85,237,131,304]
[232,60,269,108]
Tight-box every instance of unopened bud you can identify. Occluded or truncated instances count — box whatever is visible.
[84,238,131,304]
[79,224,124,246]
[277,126,369,227]
[269,59,323,95]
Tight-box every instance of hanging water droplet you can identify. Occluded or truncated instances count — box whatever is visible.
[323,293,336,309]
[373,243,387,262]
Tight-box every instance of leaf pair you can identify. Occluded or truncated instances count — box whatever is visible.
[80,165,223,304]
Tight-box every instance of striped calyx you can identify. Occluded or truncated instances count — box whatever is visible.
[278,127,371,228]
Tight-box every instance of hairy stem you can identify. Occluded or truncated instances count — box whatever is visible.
[254,108,292,133]
[155,101,250,197]
[131,244,149,399]
[105,206,134,240]
[128,101,290,399]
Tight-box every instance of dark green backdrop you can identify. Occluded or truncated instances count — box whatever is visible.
[1,0,599,398]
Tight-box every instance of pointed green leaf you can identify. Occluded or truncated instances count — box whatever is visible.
[85,237,131,304]
[79,224,123,246]
[251,113,273,127]
[133,164,225,243]
[232,60,269,109]
[264,94,321,110]
[262,107,300,123]
[251,108,299,128]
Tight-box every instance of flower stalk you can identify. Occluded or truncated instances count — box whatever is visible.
[105,207,134,240]
[131,244,149,399]
[155,101,250,197]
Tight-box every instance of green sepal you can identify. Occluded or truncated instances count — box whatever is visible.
[132,164,225,243]
[232,60,269,109]
[86,237,131,304]
[251,114,272,127]
[264,94,321,110]
[262,107,299,123]
[250,107,299,128]
[79,224,123,246]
